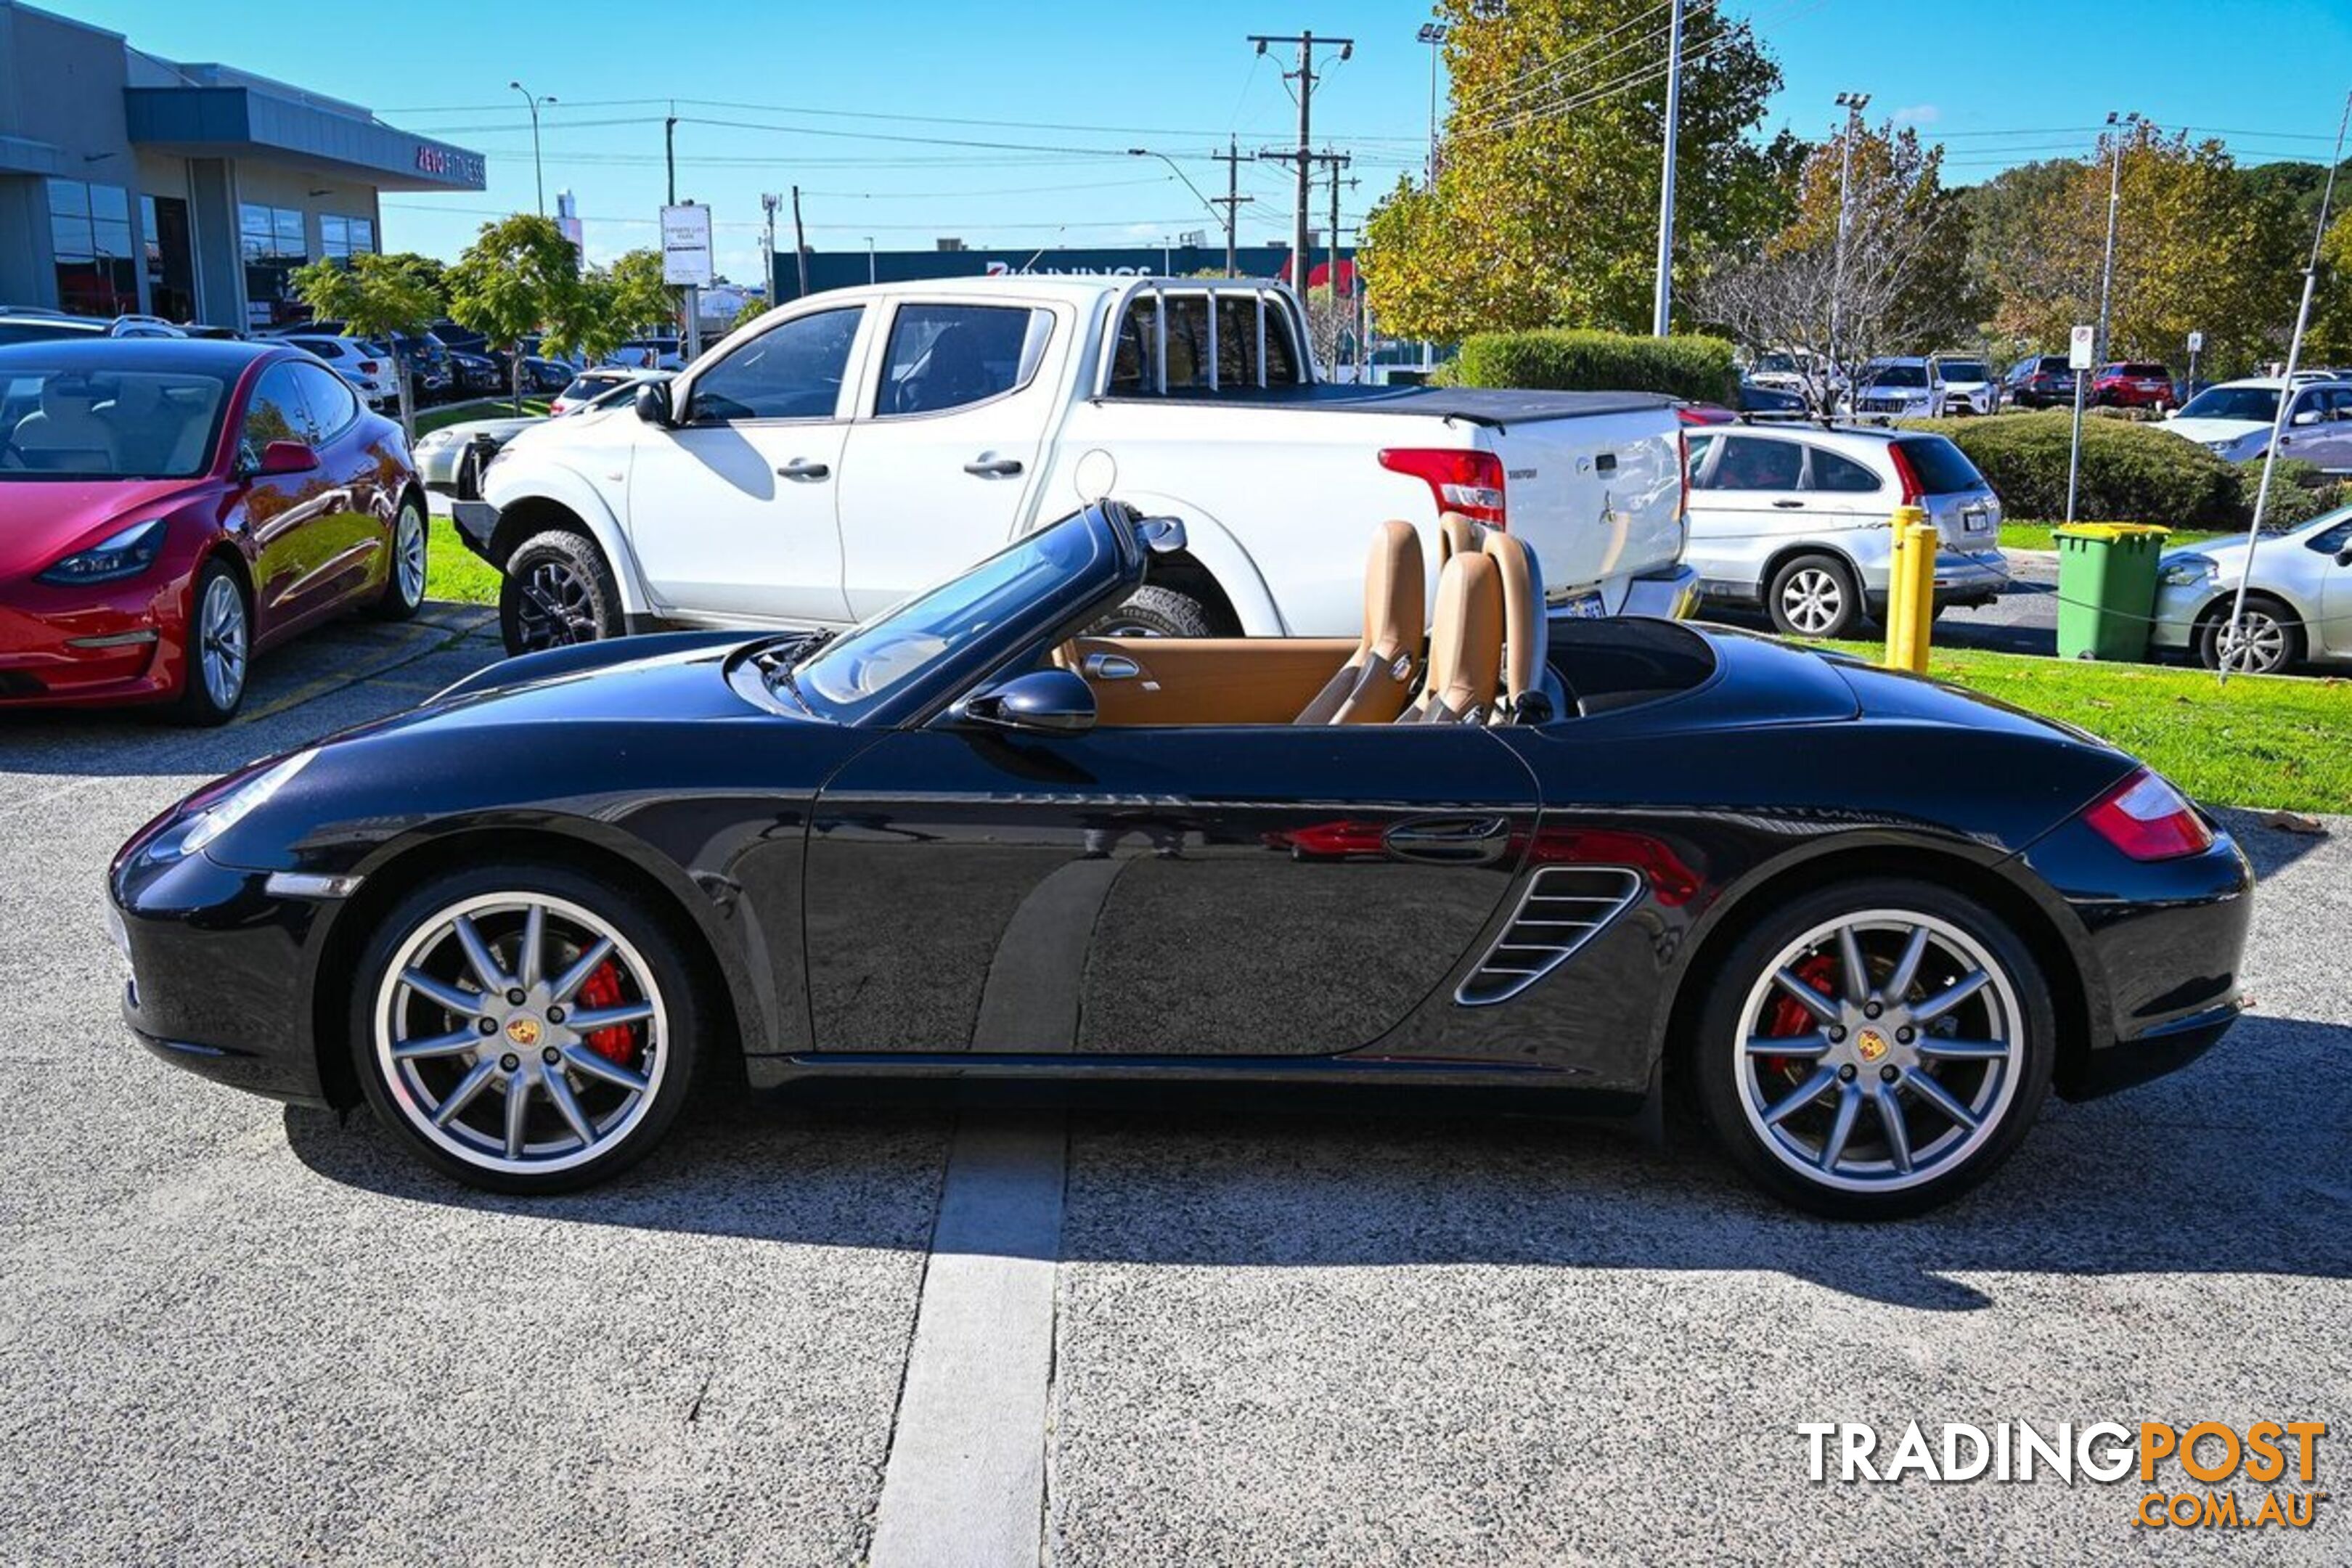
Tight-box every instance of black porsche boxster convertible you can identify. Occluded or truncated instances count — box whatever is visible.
[110,502,2252,1217]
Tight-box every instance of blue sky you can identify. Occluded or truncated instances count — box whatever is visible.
[63,0,2352,281]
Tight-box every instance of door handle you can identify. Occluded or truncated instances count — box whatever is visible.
[1772,499,1805,509]
[1082,651,1141,679]
[964,455,1024,478]
[777,459,830,481]
[1385,815,1512,865]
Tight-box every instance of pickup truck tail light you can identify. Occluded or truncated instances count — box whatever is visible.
[2081,769,2213,861]
[1378,448,1506,526]
[1887,441,1926,508]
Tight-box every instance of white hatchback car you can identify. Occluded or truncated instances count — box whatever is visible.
[2150,507,2352,673]
[1684,424,2009,638]
[283,334,399,407]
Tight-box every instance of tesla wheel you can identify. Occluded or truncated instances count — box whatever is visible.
[372,494,428,621]
[351,865,706,1193]
[1087,584,1221,638]
[500,528,621,655]
[2196,595,2303,676]
[171,562,249,726]
[1766,553,1862,639]
[1693,878,2054,1220]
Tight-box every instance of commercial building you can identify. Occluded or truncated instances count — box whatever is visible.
[770,240,1356,304]
[0,1,483,327]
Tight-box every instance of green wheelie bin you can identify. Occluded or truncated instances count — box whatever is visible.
[2054,523,2169,661]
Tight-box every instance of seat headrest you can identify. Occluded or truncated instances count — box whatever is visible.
[1481,530,1548,709]
[1364,520,1426,661]
[1437,511,1484,565]
[1418,551,1504,722]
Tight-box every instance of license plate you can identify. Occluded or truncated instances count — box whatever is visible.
[1552,592,1606,620]
[1963,509,1989,534]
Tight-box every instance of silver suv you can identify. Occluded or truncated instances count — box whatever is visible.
[1684,424,2009,637]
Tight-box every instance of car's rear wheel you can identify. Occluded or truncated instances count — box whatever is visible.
[500,528,621,654]
[171,562,248,726]
[1692,878,2054,1220]
[351,865,706,1193]
[1765,552,1862,639]
[371,494,428,621]
[2196,594,2303,676]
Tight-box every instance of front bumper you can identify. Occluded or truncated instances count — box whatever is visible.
[0,577,186,709]
[452,499,501,563]
[2147,579,2216,652]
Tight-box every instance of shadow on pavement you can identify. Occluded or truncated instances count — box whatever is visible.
[282,1010,2351,1312]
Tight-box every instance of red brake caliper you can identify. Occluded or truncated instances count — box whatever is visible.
[573,961,638,1066]
[1759,952,1839,1074]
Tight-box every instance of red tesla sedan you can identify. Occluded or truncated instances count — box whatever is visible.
[0,338,428,723]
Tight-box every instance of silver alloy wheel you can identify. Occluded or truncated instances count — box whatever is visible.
[394,501,427,607]
[197,573,247,709]
[514,560,598,648]
[373,891,668,1177]
[2215,607,2289,674]
[1734,909,2022,1194]
[1780,568,1845,635]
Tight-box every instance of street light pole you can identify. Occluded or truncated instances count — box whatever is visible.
[2096,111,2138,366]
[1128,149,1223,230]
[1830,91,1869,401]
[1649,0,1685,337]
[1416,22,1449,187]
[508,81,555,217]
[865,237,875,286]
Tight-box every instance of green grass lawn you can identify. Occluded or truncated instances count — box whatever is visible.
[1998,520,2229,552]
[412,398,549,436]
[424,515,502,605]
[1819,639,2350,814]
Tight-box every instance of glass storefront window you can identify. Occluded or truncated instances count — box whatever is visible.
[142,194,196,323]
[45,177,137,317]
[319,215,377,260]
[241,202,310,327]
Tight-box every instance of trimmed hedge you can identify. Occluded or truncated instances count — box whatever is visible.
[1898,412,2242,530]
[1450,329,1738,405]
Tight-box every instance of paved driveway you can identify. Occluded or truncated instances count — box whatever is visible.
[1,609,2343,1564]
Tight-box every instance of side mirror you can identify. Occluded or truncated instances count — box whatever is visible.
[256,439,318,476]
[960,668,1095,735]
[2335,545,2352,568]
[635,381,674,426]
[2292,409,2320,428]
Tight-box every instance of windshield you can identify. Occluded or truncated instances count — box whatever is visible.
[0,365,229,478]
[1753,353,1798,374]
[2179,386,2279,423]
[1866,364,1927,388]
[794,514,1106,720]
[1942,361,1986,382]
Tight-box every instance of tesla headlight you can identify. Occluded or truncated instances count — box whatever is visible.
[2160,553,2218,587]
[147,749,317,862]
[37,519,168,585]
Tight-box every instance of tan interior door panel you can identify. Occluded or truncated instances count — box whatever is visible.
[1058,637,1357,725]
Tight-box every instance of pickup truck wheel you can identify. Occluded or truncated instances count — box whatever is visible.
[1089,584,1222,639]
[1766,553,1862,640]
[501,530,621,655]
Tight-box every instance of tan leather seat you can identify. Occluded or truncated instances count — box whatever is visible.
[1294,520,1426,724]
[1405,551,1503,724]
[1436,511,1481,567]
[8,383,118,472]
[1480,530,1548,719]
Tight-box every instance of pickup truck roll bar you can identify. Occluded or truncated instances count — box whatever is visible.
[1097,277,1315,398]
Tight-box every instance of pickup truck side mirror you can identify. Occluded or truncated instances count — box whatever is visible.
[2291,409,2320,428]
[635,381,674,427]
[960,669,1095,735]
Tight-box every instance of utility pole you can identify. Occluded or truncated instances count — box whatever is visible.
[1249,30,1352,295]
[791,185,809,299]
[761,193,780,303]
[1650,0,1685,337]
[1416,22,1448,186]
[2096,111,2139,365]
[1830,91,1869,400]
[1322,152,1352,369]
[1212,136,1254,277]
[664,104,677,205]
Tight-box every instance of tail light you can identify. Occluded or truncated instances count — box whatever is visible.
[1887,441,1925,508]
[359,360,380,374]
[2082,769,2213,861]
[1379,448,1506,526]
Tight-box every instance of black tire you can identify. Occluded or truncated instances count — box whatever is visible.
[1691,877,2055,1220]
[1087,584,1222,638]
[349,862,709,1194]
[371,492,428,621]
[171,560,249,726]
[1765,552,1863,639]
[499,528,622,655]
[2194,594,2304,676]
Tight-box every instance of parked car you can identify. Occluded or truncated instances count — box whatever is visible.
[0,338,428,722]
[416,374,671,499]
[600,337,686,372]
[1736,377,1810,417]
[281,333,398,407]
[106,314,186,338]
[1682,424,2006,638]
[110,498,2253,1217]
[1852,358,1948,419]
[1937,357,1996,416]
[449,348,504,398]
[2162,377,2352,471]
[2004,354,2075,410]
[518,355,577,395]
[1746,348,1846,411]
[0,311,112,346]
[547,367,666,417]
[457,276,1698,654]
[2150,507,2352,674]
[2090,362,2175,410]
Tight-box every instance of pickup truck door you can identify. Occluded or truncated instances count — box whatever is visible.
[625,305,867,626]
[833,300,1064,619]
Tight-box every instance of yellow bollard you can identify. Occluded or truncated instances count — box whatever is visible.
[1882,505,1937,673]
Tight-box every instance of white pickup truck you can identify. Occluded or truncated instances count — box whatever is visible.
[454,276,1697,651]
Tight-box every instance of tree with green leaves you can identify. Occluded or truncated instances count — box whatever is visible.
[1360,0,1788,340]
[543,248,678,370]
[445,214,584,414]
[288,250,444,443]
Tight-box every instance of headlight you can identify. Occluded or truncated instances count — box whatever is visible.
[145,750,316,862]
[415,428,457,450]
[37,519,168,585]
[2160,554,2217,587]
[2202,440,2237,455]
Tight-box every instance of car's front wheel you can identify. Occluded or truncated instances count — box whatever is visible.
[171,561,249,726]
[372,494,428,621]
[2197,594,2303,676]
[1765,552,1863,639]
[351,865,706,1193]
[1692,878,2054,1220]
[499,528,621,654]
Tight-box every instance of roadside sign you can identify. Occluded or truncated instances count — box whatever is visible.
[2187,329,2205,353]
[661,203,714,287]
[2068,325,2096,370]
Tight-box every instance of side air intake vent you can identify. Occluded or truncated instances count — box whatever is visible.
[1455,867,1644,1006]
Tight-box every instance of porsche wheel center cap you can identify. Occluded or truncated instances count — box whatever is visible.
[1855,1027,1890,1063]
[504,1014,544,1049]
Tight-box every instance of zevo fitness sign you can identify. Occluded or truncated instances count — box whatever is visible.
[1800,1419,2329,1532]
